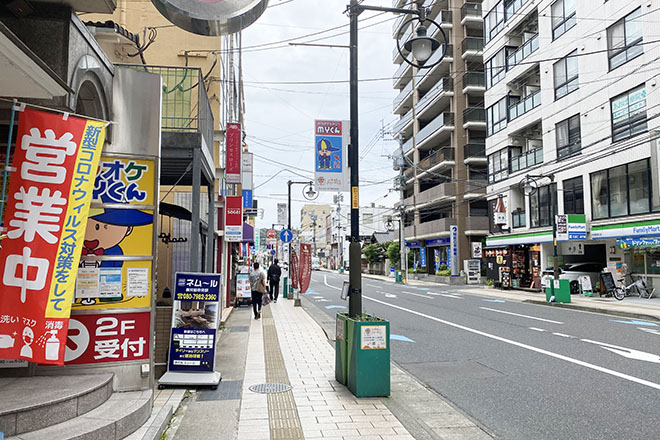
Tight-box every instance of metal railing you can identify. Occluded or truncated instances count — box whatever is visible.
[417,183,456,205]
[507,34,539,69]
[462,72,485,89]
[120,64,214,156]
[461,2,482,20]
[464,142,485,159]
[393,80,413,111]
[393,110,414,134]
[508,90,541,121]
[461,37,484,54]
[417,77,453,113]
[418,148,455,172]
[509,147,543,173]
[463,107,486,123]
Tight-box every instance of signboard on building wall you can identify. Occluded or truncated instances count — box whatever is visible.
[314,120,349,192]
[226,123,241,184]
[450,225,459,276]
[555,214,586,241]
[0,109,104,365]
[277,203,287,225]
[472,242,483,258]
[225,196,243,242]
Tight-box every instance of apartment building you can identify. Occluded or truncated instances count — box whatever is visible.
[483,0,660,289]
[300,204,332,256]
[394,0,489,275]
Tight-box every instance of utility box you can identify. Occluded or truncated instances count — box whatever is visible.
[545,279,571,303]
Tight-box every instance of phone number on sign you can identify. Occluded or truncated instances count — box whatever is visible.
[175,293,218,301]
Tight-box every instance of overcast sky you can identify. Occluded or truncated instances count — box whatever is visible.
[242,0,400,230]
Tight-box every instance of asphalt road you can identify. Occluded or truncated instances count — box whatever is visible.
[303,270,660,440]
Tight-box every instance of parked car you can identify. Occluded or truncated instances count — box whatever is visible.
[541,262,605,294]
[312,257,321,271]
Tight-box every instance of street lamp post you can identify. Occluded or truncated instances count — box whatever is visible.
[347,0,446,317]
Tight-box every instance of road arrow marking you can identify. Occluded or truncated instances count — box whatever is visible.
[581,339,660,364]
[391,334,415,343]
[611,319,658,327]
[483,299,506,303]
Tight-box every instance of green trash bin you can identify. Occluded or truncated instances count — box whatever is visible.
[283,277,288,299]
[395,270,402,283]
[335,313,348,385]
[545,279,571,303]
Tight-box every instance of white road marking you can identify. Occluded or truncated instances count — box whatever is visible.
[529,327,546,332]
[385,294,397,298]
[581,339,660,364]
[315,298,330,302]
[366,283,380,288]
[552,333,576,339]
[364,295,660,391]
[400,291,434,299]
[440,294,463,299]
[479,307,563,324]
[324,275,341,290]
[638,328,660,336]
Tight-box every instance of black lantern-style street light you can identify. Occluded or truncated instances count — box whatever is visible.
[346,1,448,318]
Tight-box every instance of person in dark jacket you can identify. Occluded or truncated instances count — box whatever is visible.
[267,259,282,302]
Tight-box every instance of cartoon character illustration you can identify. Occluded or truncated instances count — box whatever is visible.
[316,138,340,170]
[81,207,152,268]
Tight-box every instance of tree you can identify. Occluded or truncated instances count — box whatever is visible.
[362,243,384,264]
[386,242,400,268]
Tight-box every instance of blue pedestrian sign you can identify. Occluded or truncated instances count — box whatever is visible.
[280,229,293,243]
[271,250,276,255]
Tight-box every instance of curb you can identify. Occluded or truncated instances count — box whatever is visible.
[524,299,660,323]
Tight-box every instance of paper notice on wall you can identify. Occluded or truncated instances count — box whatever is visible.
[99,268,123,298]
[127,267,149,297]
[360,325,387,350]
[76,267,100,298]
[0,359,28,368]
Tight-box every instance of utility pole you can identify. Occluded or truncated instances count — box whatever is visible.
[310,214,318,257]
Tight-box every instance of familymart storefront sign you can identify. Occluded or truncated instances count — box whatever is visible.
[592,220,660,239]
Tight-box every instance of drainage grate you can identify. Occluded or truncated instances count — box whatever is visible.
[248,383,292,394]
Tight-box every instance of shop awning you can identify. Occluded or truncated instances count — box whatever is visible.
[486,230,553,247]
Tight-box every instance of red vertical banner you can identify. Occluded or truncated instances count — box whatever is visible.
[224,195,242,242]
[225,123,241,184]
[299,243,312,293]
[0,108,105,365]
[291,250,299,289]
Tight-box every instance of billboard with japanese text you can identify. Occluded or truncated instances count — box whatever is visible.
[0,108,105,365]
[225,123,241,184]
[64,312,150,365]
[167,272,221,372]
[299,244,311,293]
[314,120,348,192]
[225,195,242,242]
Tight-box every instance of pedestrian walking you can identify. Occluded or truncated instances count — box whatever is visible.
[267,259,282,302]
[249,262,267,319]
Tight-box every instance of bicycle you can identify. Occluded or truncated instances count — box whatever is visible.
[616,275,655,300]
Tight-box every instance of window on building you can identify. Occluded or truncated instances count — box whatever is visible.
[554,50,578,100]
[362,213,373,224]
[551,0,576,39]
[556,114,581,159]
[488,148,509,183]
[512,209,526,228]
[611,85,647,142]
[485,47,507,89]
[608,8,643,70]
[563,177,584,214]
[487,98,507,136]
[470,200,488,217]
[529,184,557,228]
[590,159,651,219]
[484,1,505,44]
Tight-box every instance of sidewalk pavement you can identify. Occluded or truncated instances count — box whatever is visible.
[352,270,660,322]
[165,297,493,440]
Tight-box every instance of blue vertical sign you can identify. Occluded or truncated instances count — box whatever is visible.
[434,249,440,272]
[420,248,426,267]
[167,272,221,372]
[242,189,253,209]
[450,225,459,276]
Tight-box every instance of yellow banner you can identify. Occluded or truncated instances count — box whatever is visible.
[46,120,105,318]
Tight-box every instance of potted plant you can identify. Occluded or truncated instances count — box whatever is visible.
[485,279,495,289]
[335,312,390,397]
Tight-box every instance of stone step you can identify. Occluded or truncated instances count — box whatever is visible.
[0,374,114,437]
[8,389,152,440]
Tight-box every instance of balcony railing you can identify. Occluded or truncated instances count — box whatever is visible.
[417,77,453,113]
[418,148,455,173]
[464,142,485,159]
[417,218,452,236]
[461,2,482,20]
[393,81,413,111]
[123,65,213,155]
[417,183,456,205]
[462,72,485,89]
[461,37,484,55]
[509,147,543,173]
[508,90,541,121]
[463,107,485,124]
[403,137,414,155]
[404,166,415,180]
[507,34,539,69]
[465,216,489,231]
[417,112,454,145]
[417,44,453,82]
[393,109,414,134]
[439,10,452,26]
[505,0,531,20]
